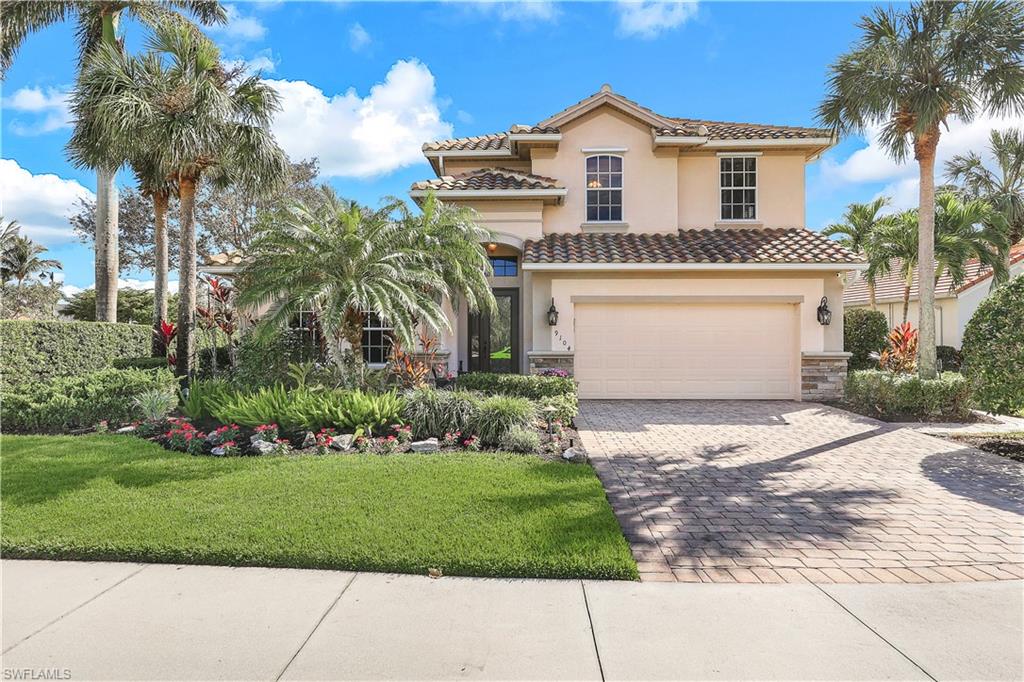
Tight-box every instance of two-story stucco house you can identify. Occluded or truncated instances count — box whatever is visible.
[407,85,864,401]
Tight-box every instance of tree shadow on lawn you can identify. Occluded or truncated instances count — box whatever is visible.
[595,427,902,566]
[1,436,282,506]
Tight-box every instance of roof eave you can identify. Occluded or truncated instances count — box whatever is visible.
[409,188,566,204]
[523,261,867,272]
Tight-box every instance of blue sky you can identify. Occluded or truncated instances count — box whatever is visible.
[2,1,1018,293]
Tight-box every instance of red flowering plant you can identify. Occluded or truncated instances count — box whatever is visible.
[390,424,413,444]
[165,422,206,455]
[315,427,338,454]
[374,435,400,455]
[441,431,461,448]
[272,438,292,454]
[354,435,371,453]
[252,424,280,443]
[218,440,240,457]
[210,423,242,444]
[462,435,480,452]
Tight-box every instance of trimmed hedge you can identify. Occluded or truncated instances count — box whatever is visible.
[844,370,973,422]
[113,356,168,370]
[1,320,151,388]
[1,367,178,433]
[962,277,1024,415]
[844,308,888,370]
[455,372,578,422]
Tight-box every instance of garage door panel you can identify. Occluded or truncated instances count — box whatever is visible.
[574,302,797,400]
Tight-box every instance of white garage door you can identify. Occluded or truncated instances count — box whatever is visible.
[574,302,799,399]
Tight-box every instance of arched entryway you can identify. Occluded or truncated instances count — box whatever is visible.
[466,236,524,374]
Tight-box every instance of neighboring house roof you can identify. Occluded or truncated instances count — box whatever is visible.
[204,251,245,266]
[410,168,562,192]
[668,118,830,141]
[522,228,863,266]
[843,242,1024,306]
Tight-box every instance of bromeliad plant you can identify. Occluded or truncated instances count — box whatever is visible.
[875,323,919,374]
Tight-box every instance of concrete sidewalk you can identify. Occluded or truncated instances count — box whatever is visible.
[2,560,1022,681]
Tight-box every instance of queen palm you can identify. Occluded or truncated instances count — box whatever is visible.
[71,20,287,377]
[240,189,495,380]
[1,1,226,323]
[818,1,1024,378]
[130,154,176,356]
[822,197,894,309]
[946,128,1024,272]
[868,194,1008,323]
[1,235,62,288]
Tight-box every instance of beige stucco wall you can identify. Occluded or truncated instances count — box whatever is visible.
[526,271,839,355]
[458,200,544,244]
[441,158,531,175]
[849,298,959,348]
[531,106,680,233]
[676,152,806,230]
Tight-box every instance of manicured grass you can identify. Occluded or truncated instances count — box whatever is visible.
[1,435,637,580]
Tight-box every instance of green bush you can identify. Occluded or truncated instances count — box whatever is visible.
[455,373,578,421]
[180,378,234,420]
[498,426,541,454]
[210,385,403,435]
[232,329,321,388]
[471,395,536,445]
[962,277,1024,414]
[113,356,168,370]
[1,367,178,433]
[936,345,962,373]
[844,308,888,370]
[402,388,480,439]
[1,320,151,389]
[844,370,973,422]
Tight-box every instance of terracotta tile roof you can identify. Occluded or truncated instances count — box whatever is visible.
[411,168,562,192]
[203,250,245,266]
[423,132,510,152]
[844,243,1024,305]
[669,118,832,140]
[509,125,560,135]
[522,228,864,265]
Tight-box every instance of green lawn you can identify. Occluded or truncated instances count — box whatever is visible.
[1,435,637,580]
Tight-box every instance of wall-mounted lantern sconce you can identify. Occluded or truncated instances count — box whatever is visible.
[816,296,832,326]
[547,298,559,326]
[486,242,498,253]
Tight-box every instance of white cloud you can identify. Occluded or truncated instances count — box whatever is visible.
[0,159,94,244]
[465,1,560,23]
[226,48,278,75]
[208,4,267,42]
[456,109,475,124]
[616,1,699,39]
[267,60,453,178]
[821,113,1024,210]
[348,23,371,52]
[3,86,72,135]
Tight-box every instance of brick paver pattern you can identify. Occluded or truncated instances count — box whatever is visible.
[577,400,1024,584]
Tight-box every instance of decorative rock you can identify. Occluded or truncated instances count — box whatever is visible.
[206,432,220,444]
[116,425,136,434]
[561,447,586,463]
[251,440,275,455]
[329,434,354,451]
[211,446,227,456]
[300,431,317,449]
[250,434,269,445]
[410,438,439,453]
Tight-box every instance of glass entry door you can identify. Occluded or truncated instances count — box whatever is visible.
[468,288,519,373]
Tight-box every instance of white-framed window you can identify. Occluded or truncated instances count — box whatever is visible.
[720,156,757,220]
[362,311,393,365]
[585,154,623,222]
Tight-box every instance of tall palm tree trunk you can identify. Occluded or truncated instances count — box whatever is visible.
[868,281,877,310]
[176,177,198,378]
[916,127,939,379]
[152,191,169,356]
[94,11,121,323]
[902,278,911,324]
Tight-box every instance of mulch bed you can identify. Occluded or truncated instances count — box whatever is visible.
[946,433,1024,463]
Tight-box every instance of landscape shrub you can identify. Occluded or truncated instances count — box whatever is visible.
[113,357,168,370]
[498,426,541,454]
[844,370,973,422]
[232,328,321,388]
[843,308,888,370]
[1,320,150,389]
[132,388,178,422]
[936,345,962,372]
[1,367,178,433]
[179,379,234,421]
[471,395,536,445]
[455,372,578,421]
[402,388,481,439]
[961,277,1024,414]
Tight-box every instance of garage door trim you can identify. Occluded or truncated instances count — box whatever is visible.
[570,294,805,305]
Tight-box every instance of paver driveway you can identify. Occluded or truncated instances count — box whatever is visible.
[577,400,1024,584]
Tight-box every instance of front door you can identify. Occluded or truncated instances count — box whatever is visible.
[468,288,519,373]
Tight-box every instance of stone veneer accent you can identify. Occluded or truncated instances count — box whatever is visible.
[801,352,851,402]
[528,351,574,376]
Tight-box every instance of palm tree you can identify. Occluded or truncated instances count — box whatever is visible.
[1,235,62,288]
[1,0,226,322]
[823,197,894,309]
[70,20,287,377]
[946,128,1024,272]
[0,218,20,258]
[239,189,496,381]
[868,194,1008,323]
[130,154,176,356]
[818,1,1024,379]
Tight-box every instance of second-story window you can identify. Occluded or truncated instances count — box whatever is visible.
[720,156,757,220]
[586,155,623,222]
